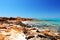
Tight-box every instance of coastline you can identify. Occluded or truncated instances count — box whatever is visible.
[0,17,60,40]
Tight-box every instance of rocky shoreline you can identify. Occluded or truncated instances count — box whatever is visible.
[0,17,60,40]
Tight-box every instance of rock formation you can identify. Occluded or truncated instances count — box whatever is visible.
[0,17,60,40]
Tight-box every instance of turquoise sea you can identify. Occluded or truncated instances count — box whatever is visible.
[36,18,60,26]
[23,18,60,32]
[34,18,60,32]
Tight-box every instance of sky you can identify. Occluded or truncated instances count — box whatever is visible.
[0,0,60,18]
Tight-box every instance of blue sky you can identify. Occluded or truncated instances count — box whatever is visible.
[0,0,60,18]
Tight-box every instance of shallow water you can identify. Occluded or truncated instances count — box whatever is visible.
[22,18,60,32]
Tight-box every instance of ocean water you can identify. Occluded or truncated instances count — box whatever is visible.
[23,18,60,32]
[35,18,60,32]
[36,18,60,26]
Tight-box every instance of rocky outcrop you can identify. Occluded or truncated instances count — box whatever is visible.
[0,17,60,40]
[0,17,33,21]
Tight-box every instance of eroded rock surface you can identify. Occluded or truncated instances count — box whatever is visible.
[0,17,60,40]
